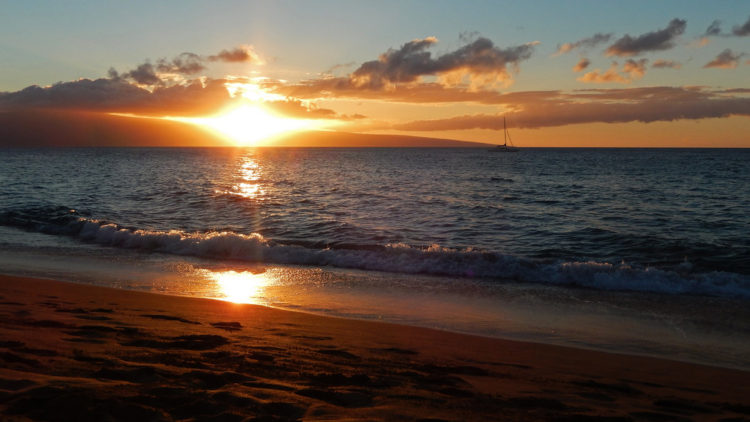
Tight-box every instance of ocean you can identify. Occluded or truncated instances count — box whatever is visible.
[1,147,749,369]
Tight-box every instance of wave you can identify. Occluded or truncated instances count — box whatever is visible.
[1,206,749,299]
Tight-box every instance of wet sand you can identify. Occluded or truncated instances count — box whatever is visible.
[0,274,748,421]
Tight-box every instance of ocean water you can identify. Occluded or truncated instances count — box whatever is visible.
[1,147,749,368]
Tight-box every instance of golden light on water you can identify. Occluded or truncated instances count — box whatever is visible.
[204,270,271,304]
[218,156,266,199]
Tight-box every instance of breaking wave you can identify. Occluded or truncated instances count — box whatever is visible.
[1,206,749,299]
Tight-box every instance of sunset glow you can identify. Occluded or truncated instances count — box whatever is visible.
[169,104,320,146]
[1,2,749,147]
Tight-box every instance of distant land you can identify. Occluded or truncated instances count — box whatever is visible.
[0,110,491,148]
[271,130,491,148]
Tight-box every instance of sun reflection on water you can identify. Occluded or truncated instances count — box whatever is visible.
[203,269,272,304]
[216,156,266,200]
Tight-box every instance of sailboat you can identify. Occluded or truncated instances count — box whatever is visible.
[489,116,519,152]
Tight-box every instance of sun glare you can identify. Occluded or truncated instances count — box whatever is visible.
[170,104,319,146]
[203,270,271,304]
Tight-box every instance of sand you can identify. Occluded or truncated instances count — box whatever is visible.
[0,274,748,421]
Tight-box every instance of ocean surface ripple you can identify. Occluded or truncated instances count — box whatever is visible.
[1,147,749,298]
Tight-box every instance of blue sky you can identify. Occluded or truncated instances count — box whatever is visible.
[2,0,748,90]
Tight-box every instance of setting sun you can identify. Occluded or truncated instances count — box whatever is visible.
[170,104,320,146]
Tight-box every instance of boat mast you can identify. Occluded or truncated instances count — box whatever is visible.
[503,116,508,147]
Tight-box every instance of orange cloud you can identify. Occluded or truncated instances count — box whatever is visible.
[704,49,744,69]
[573,58,590,72]
[577,63,629,83]
[391,87,750,130]
[622,58,648,78]
[576,59,647,84]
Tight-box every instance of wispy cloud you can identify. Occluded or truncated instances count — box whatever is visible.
[555,33,612,55]
[391,87,750,130]
[704,49,744,69]
[606,19,686,57]
[652,59,681,69]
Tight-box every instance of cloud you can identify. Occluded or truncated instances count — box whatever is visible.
[573,58,590,72]
[350,36,535,89]
[577,62,629,83]
[0,77,234,116]
[652,59,681,69]
[622,58,648,78]
[122,63,161,85]
[691,37,710,48]
[111,45,262,87]
[704,49,744,69]
[732,16,750,36]
[391,86,750,130]
[157,52,205,74]
[705,20,722,36]
[263,99,362,120]
[555,33,612,55]
[606,19,686,56]
[208,45,262,63]
[323,62,356,76]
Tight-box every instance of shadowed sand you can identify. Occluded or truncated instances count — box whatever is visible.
[0,275,748,421]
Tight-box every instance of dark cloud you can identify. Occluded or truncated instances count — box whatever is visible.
[704,49,744,68]
[208,46,261,63]
[392,87,750,131]
[266,36,536,97]
[652,59,681,69]
[112,46,260,87]
[606,19,686,56]
[157,52,205,74]
[0,77,234,116]
[350,36,535,89]
[123,63,161,85]
[573,58,590,72]
[732,16,750,36]
[555,33,612,55]
[705,20,722,36]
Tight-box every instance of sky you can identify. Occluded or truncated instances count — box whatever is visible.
[1,0,749,147]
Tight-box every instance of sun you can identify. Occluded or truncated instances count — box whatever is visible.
[169,104,319,146]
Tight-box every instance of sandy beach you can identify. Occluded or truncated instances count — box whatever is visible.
[0,274,748,421]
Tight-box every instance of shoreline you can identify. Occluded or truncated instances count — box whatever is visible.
[1,274,748,420]
[2,247,748,373]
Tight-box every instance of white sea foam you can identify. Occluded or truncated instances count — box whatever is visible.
[53,218,750,299]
